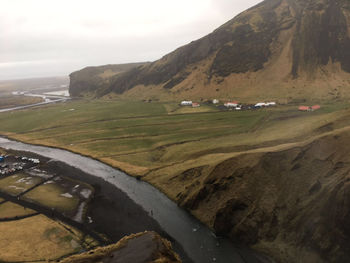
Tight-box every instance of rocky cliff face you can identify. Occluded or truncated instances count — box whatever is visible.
[70,0,350,101]
[69,63,148,97]
[172,128,350,263]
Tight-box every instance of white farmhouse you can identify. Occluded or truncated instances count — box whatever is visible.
[224,101,239,108]
[181,101,193,106]
[255,102,266,107]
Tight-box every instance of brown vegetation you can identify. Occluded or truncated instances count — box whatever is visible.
[60,231,181,263]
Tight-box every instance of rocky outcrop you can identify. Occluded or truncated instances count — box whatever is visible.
[69,63,148,97]
[60,231,181,263]
[173,129,350,262]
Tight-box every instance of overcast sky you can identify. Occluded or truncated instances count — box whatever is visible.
[0,0,261,80]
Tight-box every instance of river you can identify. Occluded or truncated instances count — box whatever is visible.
[0,137,269,263]
[0,92,69,113]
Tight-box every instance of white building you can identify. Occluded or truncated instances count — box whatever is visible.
[255,102,266,107]
[224,101,239,108]
[181,101,192,106]
[181,101,193,106]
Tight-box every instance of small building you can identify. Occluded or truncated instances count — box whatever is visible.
[224,101,239,108]
[311,105,321,111]
[212,99,219,104]
[192,103,200,108]
[181,101,192,106]
[299,106,310,111]
[255,102,266,107]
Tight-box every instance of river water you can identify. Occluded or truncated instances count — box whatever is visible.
[0,137,269,263]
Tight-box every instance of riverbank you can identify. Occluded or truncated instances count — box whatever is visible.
[0,137,270,263]
[0,147,191,262]
[43,158,192,263]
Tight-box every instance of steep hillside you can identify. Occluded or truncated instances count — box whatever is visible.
[153,127,350,263]
[70,0,350,102]
[69,63,148,97]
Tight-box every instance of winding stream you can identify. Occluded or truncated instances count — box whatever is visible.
[0,93,69,113]
[0,137,268,263]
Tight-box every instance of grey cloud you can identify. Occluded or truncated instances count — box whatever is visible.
[0,0,262,80]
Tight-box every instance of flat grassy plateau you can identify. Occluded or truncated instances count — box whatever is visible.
[0,99,348,178]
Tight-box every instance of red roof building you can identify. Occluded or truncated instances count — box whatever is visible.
[311,105,321,110]
[299,106,310,111]
[192,103,200,108]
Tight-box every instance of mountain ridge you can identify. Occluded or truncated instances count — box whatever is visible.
[69,0,350,102]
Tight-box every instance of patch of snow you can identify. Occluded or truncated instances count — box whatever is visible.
[28,169,53,179]
[61,193,73,198]
[7,185,25,191]
[73,202,86,223]
[16,177,33,184]
[80,189,92,199]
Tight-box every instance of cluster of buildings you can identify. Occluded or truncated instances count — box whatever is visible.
[223,101,277,111]
[180,101,201,108]
[0,155,40,176]
[180,99,277,110]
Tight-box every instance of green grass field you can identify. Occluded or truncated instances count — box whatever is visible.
[0,173,44,196]
[0,99,349,178]
[23,183,80,214]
